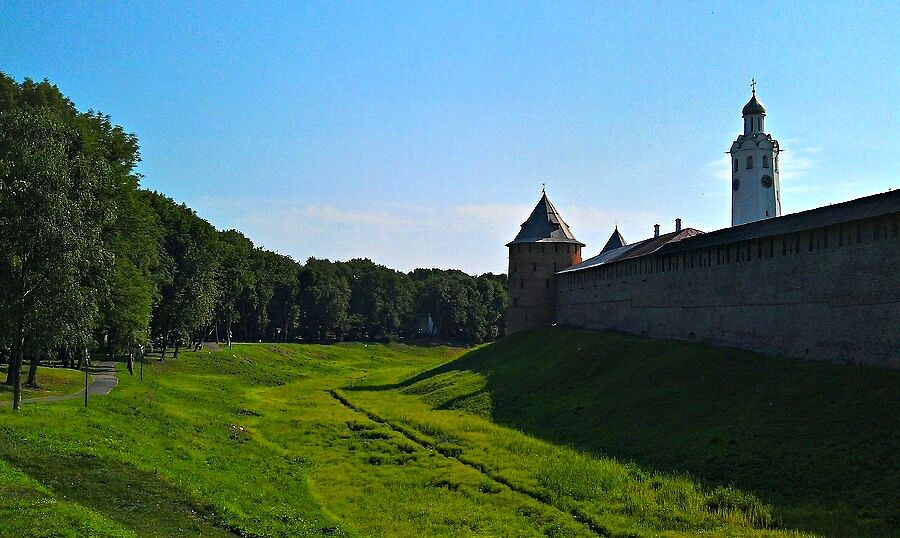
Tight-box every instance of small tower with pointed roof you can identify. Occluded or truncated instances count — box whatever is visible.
[729,81,782,226]
[601,226,627,253]
[506,189,584,333]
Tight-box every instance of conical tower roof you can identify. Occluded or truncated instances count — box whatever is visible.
[506,191,584,246]
[600,226,627,253]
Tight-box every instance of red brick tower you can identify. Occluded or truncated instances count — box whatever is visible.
[506,191,584,334]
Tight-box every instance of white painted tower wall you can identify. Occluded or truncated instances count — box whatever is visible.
[730,93,781,226]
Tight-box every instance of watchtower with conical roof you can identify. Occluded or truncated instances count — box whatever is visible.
[729,81,782,226]
[506,190,584,333]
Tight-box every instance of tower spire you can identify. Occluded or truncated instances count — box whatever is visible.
[751,78,756,95]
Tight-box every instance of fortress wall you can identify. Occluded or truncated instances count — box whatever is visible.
[556,213,900,367]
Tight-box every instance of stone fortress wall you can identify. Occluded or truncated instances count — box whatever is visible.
[556,206,900,368]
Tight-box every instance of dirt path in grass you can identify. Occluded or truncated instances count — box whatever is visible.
[328,389,611,537]
[21,361,119,404]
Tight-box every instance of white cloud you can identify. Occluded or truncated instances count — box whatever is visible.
[704,154,732,182]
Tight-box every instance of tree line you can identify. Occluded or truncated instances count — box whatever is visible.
[0,73,507,409]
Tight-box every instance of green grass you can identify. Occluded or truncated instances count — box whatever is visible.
[0,365,88,402]
[358,327,899,536]
[0,332,891,536]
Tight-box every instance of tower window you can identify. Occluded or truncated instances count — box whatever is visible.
[746,156,753,169]
[532,262,537,271]
[545,278,550,289]
[733,159,739,172]
[520,278,524,289]
[762,155,769,168]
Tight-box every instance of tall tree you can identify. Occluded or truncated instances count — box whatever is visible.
[297,259,351,341]
[142,191,219,359]
[215,230,256,347]
[0,109,112,408]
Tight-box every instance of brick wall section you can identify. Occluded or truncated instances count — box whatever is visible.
[507,242,581,333]
[556,213,900,367]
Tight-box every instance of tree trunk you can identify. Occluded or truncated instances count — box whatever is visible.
[11,323,24,410]
[11,346,22,410]
[173,338,181,359]
[127,352,134,375]
[11,263,26,410]
[160,329,168,361]
[226,319,233,349]
[26,353,39,388]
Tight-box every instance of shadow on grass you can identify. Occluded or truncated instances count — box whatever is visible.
[349,327,900,537]
[0,448,236,537]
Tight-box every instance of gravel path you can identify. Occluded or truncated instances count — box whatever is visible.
[21,361,119,404]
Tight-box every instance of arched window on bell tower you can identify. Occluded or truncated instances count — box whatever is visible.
[746,156,753,169]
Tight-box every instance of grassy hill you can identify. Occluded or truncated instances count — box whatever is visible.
[0,365,88,402]
[0,332,893,536]
[357,327,899,536]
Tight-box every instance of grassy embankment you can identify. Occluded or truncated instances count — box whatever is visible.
[0,330,893,536]
[348,328,898,536]
[0,365,88,402]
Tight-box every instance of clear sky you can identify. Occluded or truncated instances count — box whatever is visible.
[2,1,897,274]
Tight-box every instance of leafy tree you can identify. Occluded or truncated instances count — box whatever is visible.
[0,109,113,408]
[142,191,219,359]
[477,273,508,340]
[215,230,256,347]
[1,71,162,376]
[342,259,414,340]
[252,250,300,341]
[297,259,351,340]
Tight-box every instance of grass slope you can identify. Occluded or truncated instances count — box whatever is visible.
[0,334,881,536]
[367,327,899,536]
[0,365,88,402]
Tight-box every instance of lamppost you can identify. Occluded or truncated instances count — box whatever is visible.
[83,347,89,408]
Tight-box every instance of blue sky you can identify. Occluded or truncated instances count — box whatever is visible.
[2,1,897,274]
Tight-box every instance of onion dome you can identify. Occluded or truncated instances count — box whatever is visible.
[742,91,767,116]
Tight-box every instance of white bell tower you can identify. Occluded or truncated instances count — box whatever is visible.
[729,80,781,226]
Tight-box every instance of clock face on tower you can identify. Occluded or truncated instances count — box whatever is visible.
[761,175,773,188]
[732,178,740,191]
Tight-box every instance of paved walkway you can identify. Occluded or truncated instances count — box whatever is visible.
[21,361,119,404]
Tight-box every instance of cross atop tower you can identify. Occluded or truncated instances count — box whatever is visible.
[750,78,757,94]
